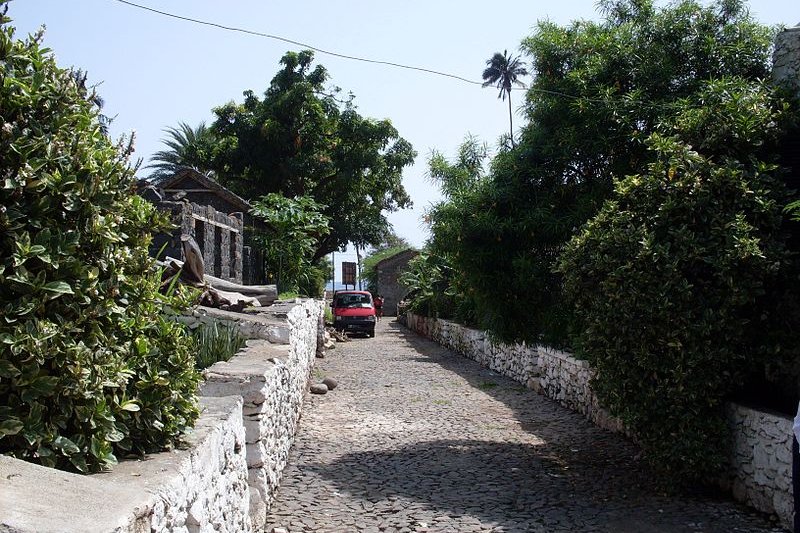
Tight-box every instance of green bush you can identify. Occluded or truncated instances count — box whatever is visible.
[560,97,794,484]
[0,11,199,472]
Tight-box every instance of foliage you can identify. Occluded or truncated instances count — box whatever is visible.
[297,258,330,298]
[192,321,246,370]
[398,251,455,318]
[361,245,413,294]
[0,12,200,472]
[250,193,330,296]
[441,0,777,345]
[147,121,216,182]
[481,50,528,143]
[210,50,417,260]
[559,76,796,483]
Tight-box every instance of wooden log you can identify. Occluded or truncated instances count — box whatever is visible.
[162,256,278,304]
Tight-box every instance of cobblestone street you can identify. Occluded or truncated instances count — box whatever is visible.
[265,320,785,533]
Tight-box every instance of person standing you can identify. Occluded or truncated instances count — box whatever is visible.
[374,294,384,320]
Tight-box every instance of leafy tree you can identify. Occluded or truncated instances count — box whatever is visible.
[369,229,411,254]
[482,50,528,144]
[559,76,796,482]
[250,194,331,296]
[0,9,199,472]
[449,0,777,344]
[147,121,216,181]
[210,50,416,260]
[401,136,490,325]
[398,250,454,318]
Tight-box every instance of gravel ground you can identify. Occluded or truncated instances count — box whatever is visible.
[265,319,785,533]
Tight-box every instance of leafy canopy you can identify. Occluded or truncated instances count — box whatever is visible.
[559,78,795,480]
[147,121,216,182]
[250,193,331,296]
[209,50,417,260]
[401,136,490,325]
[440,0,776,344]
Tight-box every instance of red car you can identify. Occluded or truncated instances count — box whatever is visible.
[331,290,376,337]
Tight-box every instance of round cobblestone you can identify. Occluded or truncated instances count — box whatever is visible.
[265,320,784,533]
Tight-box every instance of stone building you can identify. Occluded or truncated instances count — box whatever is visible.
[373,248,418,316]
[140,169,265,285]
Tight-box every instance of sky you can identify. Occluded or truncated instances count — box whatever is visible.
[7,0,797,282]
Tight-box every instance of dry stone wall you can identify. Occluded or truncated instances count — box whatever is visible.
[0,300,323,533]
[0,395,251,533]
[724,404,794,528]
[405,312,794,530]
[200,299,323,530]
[536,346,625,434]
[405,313,538,386]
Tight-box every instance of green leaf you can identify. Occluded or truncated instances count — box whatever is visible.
[120,401,140,412]
[0,359,21,378]
[42,281,74,294]
[0,418,24,437]
[53,435,81,455]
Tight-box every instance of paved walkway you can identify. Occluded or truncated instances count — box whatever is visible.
[265,320,784,533]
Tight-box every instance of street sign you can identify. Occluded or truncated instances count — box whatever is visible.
[342,261,357,287]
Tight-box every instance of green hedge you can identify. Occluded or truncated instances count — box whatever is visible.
[0,10,199,472]
[560,105,794,482]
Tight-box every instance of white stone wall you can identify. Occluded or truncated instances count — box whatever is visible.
[405,313,793,529]
[201,299,323,530]
[407,313,539,386]
[122,396,252,533]
[536,346,624,434]
[0,395,251,533]
[725,404,793,529]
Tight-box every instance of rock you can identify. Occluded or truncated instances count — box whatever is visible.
[271,528,288,533]
[310,383,329,395]
[322,377,338,390]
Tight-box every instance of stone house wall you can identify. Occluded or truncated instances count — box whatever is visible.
[405,312,793,530]
[0,300,323,533]
[374,249,417,316]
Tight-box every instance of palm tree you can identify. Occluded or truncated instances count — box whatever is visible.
[147,122,215,182]
[481,50,528,145]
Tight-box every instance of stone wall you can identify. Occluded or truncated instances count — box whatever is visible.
[200,299,323,530]
[724,404,794,527]
[536,346,624,434]
[147,199,245,284]
[774,26,800,96]
[404,312,793,530]
[0,299,323,533]
[0,395,251,533]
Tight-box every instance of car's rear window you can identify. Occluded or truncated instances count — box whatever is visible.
[334,293,373,308]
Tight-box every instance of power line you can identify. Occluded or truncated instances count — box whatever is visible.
[108,0,711,110]
[111,0,486,87]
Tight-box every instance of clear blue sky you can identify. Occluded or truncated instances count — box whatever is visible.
[8,0,796,258]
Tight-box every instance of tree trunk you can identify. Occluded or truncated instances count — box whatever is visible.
[508,93,514,147]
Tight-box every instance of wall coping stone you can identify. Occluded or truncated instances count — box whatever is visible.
[0,395,243,533]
